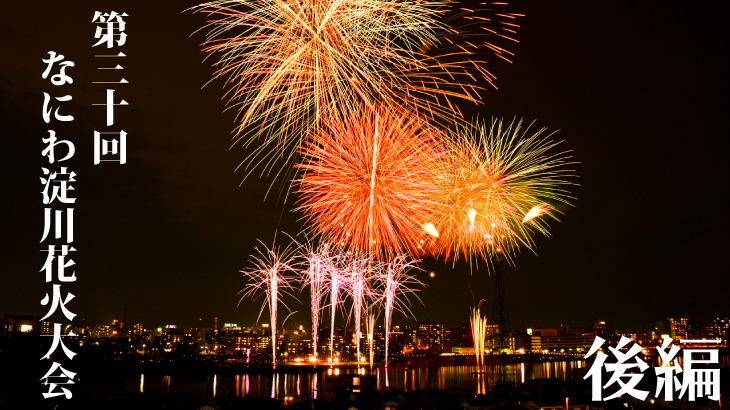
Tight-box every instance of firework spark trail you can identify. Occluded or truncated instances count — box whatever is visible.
[323,252,353,361]
[300,243,330,361]
[470,299,488,368]
[342,254,371,364]
[296,107,447,260]
[366,314,376,368]
[239,234,301,368]
[522,203,551,223]
[374,256,424,370]
[425,118,576,265]
[189,1,521,184]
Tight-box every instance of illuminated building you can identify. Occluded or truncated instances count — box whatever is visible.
[203,328,227,353]
[226,329,258,354]
[589,319,614,337]
[283,326,313,359]
[259,335,271,352]
[416,320,445,351]
[528,328,557,337]
[539,335,595,353]
[658,318,691,340]
[319,327,356,358]
[110,319,121,337]
[90,324,112,339]
[629,326,653,345]
[0,314,40,333]
[699,317,729,343]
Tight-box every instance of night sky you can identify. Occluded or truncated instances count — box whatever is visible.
[1,1,728,334]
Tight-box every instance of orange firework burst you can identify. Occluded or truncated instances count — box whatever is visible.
[295,107,446,260]
[190,0,521,182]
[425,119,576,264]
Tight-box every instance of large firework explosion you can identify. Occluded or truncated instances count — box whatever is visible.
[424,119,576,264]
[190,0,520,182]
[238,234,301,368]
[295,107,446,260]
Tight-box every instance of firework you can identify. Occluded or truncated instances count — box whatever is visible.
[470,299,488,368]
[425,119,576,264]
[374,255,424,367]
[239,234,301,368]
[189,0,520,181]
[342,253,372,363]
[324,252,351,361]
[365,313,376,368]
[522,203,551,223]
[296,107,446,260]
[299,242,329,361]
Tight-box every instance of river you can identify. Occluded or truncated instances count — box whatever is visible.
[122,361,587,400]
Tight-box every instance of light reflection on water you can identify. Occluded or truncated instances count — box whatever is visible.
[131,361,585,400]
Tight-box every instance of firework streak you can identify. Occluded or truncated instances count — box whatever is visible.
[190,0,521,180]
[239,235,300,368]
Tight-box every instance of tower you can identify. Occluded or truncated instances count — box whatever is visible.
[490,261,516,387]
[122,307,128,330]
[491,262,511,351]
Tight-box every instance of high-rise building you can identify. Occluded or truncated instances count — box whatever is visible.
[227,328,258,354]
[699,317,729,343]
[590,319,614,337]
[629,326,653,345]
[416,320,444,350]
[283,326,313,359]
[659,318,691,340]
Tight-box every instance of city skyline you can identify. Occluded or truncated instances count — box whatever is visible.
[4,311,728,343]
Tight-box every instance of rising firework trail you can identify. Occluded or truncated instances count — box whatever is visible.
[343,254,371,364]
[365,314,376,369]
[375,256,424,369]
[325,253,351,361]
[425,118,576,265]
[470,299,488,368]
[239,234,300,368]
[300,243,329,361]
[189,1,521,184]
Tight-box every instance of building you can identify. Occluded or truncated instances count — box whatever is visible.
[629,326,653,345]
[658,318,691,340]
[416,320,445,351]
[451,346,476,355]
[283,328,313,359]
[539,335,595,353]
[699,317,729,343]
[589,320,614,337]
[131,323,144,338]
[529,328,558,337]
[227,329,258,354]
[0,314,41,333]
[318,327,354,360]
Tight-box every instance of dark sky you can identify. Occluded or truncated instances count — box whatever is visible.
[1,1,728,333]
